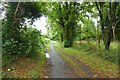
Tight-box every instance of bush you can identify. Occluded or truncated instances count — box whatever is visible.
[2,26,46,66]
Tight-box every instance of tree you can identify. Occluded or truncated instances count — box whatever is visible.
[95,2,120,50]
[46,2,81,47]
[2,2,44,55]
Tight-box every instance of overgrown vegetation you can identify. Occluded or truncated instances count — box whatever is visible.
[47,2,120,51]
[73,41,118,64]
[2,2,47,78]
[1,1,119,78]
[46,2,119,68]
[2,52,46,78]
[54,41,118,78]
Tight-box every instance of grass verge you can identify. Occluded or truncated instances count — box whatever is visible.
[54,41,118,78]
[2,51,46,78]
[55,47,87,77]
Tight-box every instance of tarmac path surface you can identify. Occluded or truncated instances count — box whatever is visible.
[47,41,79,78]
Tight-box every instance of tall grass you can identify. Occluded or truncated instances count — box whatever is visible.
[73,40,118,64]
[54,41,118,78]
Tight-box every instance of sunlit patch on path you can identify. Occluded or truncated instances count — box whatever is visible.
[45,53,50,59]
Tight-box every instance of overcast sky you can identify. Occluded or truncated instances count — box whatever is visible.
[33,16,48,34]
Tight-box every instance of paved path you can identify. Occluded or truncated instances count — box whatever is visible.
[47,41,78,78]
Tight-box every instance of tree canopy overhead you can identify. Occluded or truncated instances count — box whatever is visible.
[45,2,120,50]
[2,2,120,57]
[2,2,45,56]
[46,2,81,47]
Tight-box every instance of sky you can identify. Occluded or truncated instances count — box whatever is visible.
[33,16,48,34]
[0,5,48,35]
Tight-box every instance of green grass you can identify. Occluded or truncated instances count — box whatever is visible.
[54,41,118,78]
[55,46,87,77]
[46,41,50,52]
[2,50,46,78]
[25,50,46,78]
[73,41,119,64]
[26,59,45,78]
[27,70,39,78]
[2,55,18,67]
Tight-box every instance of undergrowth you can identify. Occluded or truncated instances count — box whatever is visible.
[2,51,46,78]
[54,41,118,78]
[72,41,119,64]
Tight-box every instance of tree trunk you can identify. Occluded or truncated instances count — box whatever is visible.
[95,2,111,51]
[60,33,63,42]
[64,27,70,47]
[104,39,110,50]
[104,2,112,51]
[64,24,75,48]
[112,26,116,41]
[96,20,100,53]
[103,25,112,51]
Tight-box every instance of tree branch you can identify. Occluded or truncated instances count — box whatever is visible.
[14,2,20,20]
[95,2,104,30]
